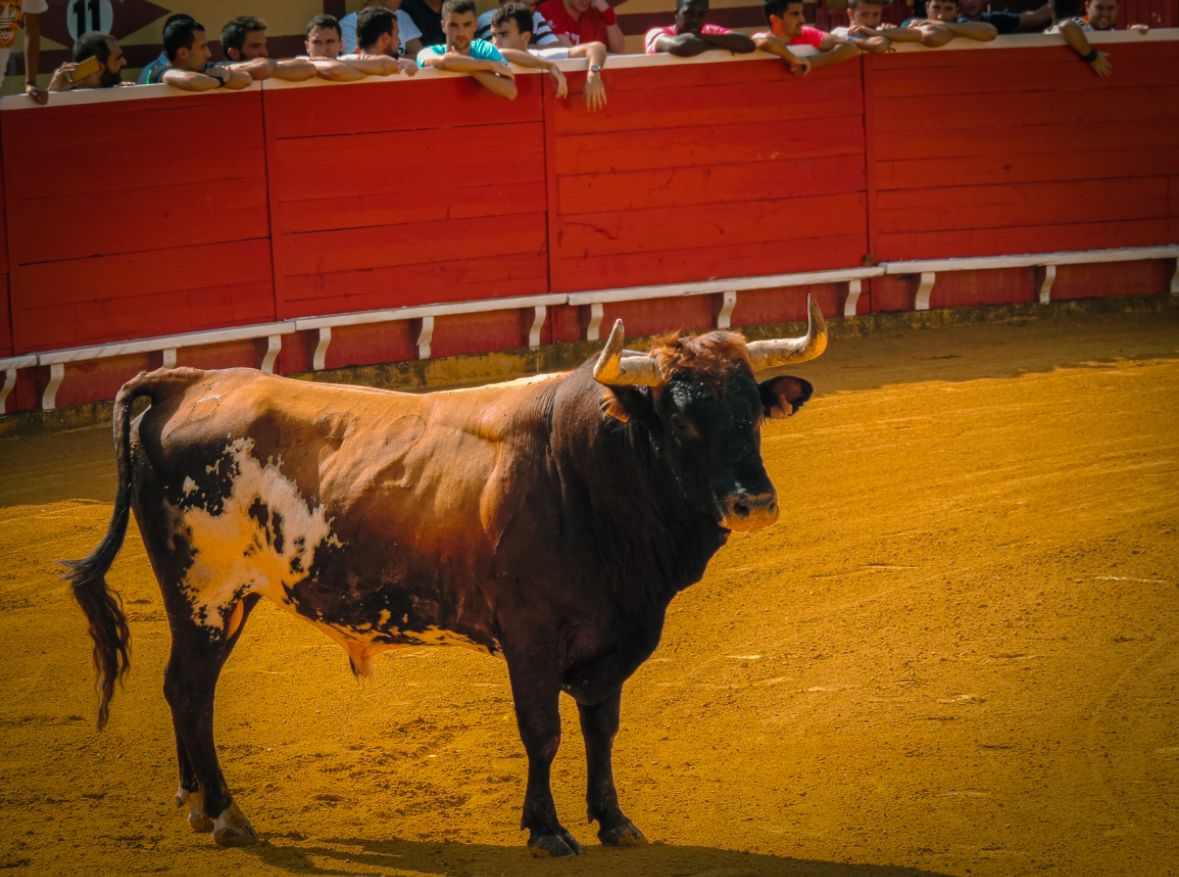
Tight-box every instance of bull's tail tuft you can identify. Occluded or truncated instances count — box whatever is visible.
[62,370,192,729]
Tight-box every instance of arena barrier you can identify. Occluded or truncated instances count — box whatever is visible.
[1,30,1176,413]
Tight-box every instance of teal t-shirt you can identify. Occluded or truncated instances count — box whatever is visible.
[417,39,508,69]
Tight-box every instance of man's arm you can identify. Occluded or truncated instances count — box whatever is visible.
[224,58,276,81]
[847,29,893,54]
[591,0,626,53]
[272,58,318,81]
[656,31,756,56]
[470,69,519,99]
[339,54,402,76]
[1017,2,1054,32]
[939,20,997,41]
[497,47,567,98]
[23,11,45,104]
[811,34,861,68]
[161,67,252,91]
[1056,19,1112,77]
[568,41,607,110]
[752,33,811,75]
[310,58,366,81]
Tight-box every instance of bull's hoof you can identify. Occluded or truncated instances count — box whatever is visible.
[176,788,215,834]
[528,829,582,858]
[213,804,258,847]
[599,819,647,848]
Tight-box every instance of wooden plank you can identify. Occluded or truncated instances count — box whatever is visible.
[0,274,10,356]
[278,254,550,318]
[871,118,1179,161]
[555,115,866,175]
[1,97,266,199]
[10,177,270,263]
[556,154,866,214]
[263,75,543,140]
[552,233,865,292]
[11,240,274,351]
[871,85,1179,134]
[276,212,547,276]
[868,50,1179,97]
[556,192,866,259]
[874,218,1173,261]
[874,178,1167,233]
[874,145,1177,191]
[550,76,860,135]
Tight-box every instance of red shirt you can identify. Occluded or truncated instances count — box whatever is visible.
[791,25,825,47]
[537,0,613,45]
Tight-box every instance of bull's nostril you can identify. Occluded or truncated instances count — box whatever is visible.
[734,502,750,518]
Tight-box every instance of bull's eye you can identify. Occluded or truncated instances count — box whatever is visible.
[669,413,695,439]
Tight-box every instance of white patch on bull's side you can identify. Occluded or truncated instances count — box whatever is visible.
[181,476,198,496]
[196,393,222,404]
[178,437,340,636]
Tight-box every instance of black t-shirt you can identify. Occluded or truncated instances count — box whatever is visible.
[980,10,1022,33]
[401,0,444,45]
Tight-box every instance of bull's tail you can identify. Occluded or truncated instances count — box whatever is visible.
[62,368,201,729]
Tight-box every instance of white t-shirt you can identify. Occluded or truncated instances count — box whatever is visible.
[340,8,423,55]
[0,0,48,84]
[475,8,560,46]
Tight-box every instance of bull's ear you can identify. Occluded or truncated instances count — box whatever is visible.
[599,386,652,423]
[760,376,813,420]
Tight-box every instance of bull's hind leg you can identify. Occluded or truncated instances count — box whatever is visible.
[164,594,261,847]
[578,689,646,847]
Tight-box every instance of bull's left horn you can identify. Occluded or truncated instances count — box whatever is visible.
[746,295,828,377]
[593,320,663,387]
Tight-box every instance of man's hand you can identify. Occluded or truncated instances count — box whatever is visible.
[1089,50,1112,77]
[24,81,48,104]
[1129,24,1149,34]
[788,56,811,77]
[397,57,419,76]
[549,66,568,100]
[584,69,606,110]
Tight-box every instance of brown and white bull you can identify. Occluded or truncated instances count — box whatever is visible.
[68,298,827,856]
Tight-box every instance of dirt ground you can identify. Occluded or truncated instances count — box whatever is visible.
[1,307,1177,877]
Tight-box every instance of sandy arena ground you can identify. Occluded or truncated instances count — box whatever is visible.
[1,308,1176,877]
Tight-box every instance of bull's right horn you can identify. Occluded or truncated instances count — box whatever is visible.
[593,320,663,387]
[746,295,828,377]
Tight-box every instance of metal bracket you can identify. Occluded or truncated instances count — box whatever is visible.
[1171,258,1179,296]
[1,367,16,415]
[529,306,547,349]
[161,348,177,369]
[313,327,332,371]
[586,303,604,342]
[42,363,65,411]
[717,290,737,329]
[844,279,862,318]
[417,316,435,360]
[1038,264,1057,305]
[261,335,282,374]
[914,271,936,311]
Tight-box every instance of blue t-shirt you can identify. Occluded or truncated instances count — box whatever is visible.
[138,51,168,84]
[416,39,508,69]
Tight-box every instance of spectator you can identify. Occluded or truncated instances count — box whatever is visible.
[958,0,1054,33]
[140,13,196,84]
[418,0,517,99]
[48,31,128,92]
[1048,0,1146,78]
[830,0,923,53]
[753,0,859,75]
[902,0,998,46]
[218,15,316,81]
[306,14,345,58]
[490,2,608,109]
[343,6,419,75]
[144,17,252,90]
[646,0,756,55]
[341,0,425,58]
[0,0,46,104]
[478,0,566,47]
[401,0,446,46]
[536,0,625,54]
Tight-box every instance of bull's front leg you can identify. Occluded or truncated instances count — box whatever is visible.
[578,689,647,847]
[506,657,582,857]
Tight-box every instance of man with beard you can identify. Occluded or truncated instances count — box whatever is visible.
[48,31,129,92]
[217,15,316,82]
[1048,0,1148,78]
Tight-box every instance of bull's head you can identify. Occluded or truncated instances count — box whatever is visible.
[592,296,827,533]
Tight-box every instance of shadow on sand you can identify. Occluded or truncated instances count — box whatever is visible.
[243,832,952,877]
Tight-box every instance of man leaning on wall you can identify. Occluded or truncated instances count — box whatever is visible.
[217,15,316,82]
[645,0,757,56]
[490,2,608,109]
[754,0,859,75]
[143,16,252,91]
[48,31,129,93]
[418,0,518,100]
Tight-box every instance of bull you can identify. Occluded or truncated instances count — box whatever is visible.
[67,298,827,856]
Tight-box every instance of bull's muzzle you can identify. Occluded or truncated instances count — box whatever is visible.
[721,490,779,532]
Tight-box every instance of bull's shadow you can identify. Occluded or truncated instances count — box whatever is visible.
[245,833,952,877]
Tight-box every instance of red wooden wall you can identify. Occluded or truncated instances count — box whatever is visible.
[0,36,1177,411]
[1,92,275,354]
